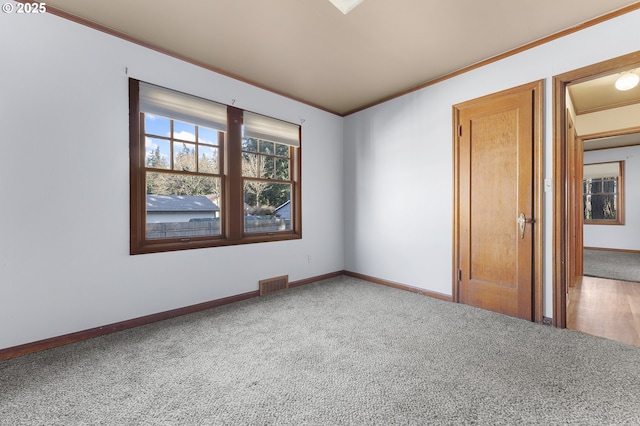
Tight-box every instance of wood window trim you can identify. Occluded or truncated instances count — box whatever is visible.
[583,161,625,226]
[129,79,302,255]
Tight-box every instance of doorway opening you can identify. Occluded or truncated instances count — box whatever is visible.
[553,51,640,345]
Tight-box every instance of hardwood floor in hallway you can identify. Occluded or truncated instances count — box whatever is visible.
[568,276,640,347]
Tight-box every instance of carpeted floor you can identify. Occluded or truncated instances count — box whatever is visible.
[583,248,640,283]
[1,276,640,425]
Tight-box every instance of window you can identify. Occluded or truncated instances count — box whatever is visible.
[130,80,301,254]
[583,161,624,225]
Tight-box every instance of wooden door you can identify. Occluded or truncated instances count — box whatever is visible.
[455,84,539,320]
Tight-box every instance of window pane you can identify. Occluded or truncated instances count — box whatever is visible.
[275,143,289,157]
[173,120,196,141]
[590,194,617,220]
[583,167,620,222]
[275,158,290,180]
[174,143,196,172]
[261,156,274,179]
[198,146,219,174]
[146,138,171,169]
[242,138,258,153]
[145,114,170,137]
[259,140,274,155]
[583,195,590,219]
[244,181,291,233]
[242,152,260,177]
[198,126,219,145]
[146,172,221,239]
[603,178,616,193]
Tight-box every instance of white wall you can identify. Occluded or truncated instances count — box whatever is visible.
[344,9,640,317]
[583,145,640,250]
[3,6,640,351]
[0,8,344,350]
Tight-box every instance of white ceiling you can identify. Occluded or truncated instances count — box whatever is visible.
[44,0,640,115]
[569,73,640,115]
[582,132,640,151]
[569,72,640,151]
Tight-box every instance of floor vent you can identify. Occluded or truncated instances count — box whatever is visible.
[259,275,289,296]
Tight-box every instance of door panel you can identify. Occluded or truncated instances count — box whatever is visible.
[456,87,535,320]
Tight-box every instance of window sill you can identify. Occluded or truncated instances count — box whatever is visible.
[130,231,302,255]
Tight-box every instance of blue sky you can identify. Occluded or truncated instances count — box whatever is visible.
[145,114,219,166]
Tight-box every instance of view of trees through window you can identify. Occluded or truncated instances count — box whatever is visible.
[583,177,618,220]
[143,115,222,239]
[242,137,292,230]
[143,115,292,238]
[130,79,301,254]
[145,115,221,196]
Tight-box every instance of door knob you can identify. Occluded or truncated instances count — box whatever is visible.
[517,213,535,239]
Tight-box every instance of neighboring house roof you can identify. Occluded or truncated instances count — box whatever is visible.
[274,200,290,213]
[274,200,291,218]
[146,195,220,212]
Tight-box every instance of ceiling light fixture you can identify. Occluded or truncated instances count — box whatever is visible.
[615,71,639,91]
[328,0,365,14]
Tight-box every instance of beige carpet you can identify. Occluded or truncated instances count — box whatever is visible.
[583,249,640,283]
[1,276,639,425]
